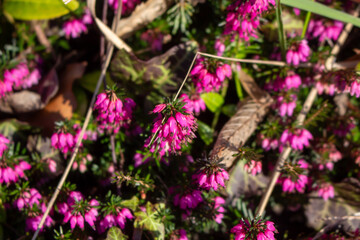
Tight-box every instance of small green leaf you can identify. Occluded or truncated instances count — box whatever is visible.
[77,71,113,93]
[106,227,128,240]
[221,104,237,117]
[281,0,360,27]
[233,70,244,101]
[200,92,224,113]
[134,202,165,240]
[121,196,139,211]
[197,120,214,146]
[3,0,79,20]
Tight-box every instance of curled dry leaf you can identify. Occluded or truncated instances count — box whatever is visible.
[116,0,174,39]
[23,62,87,134]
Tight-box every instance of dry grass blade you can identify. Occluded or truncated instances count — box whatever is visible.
[87,0,132,52]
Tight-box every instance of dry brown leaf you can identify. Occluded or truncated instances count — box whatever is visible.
[211,96,273,170]
[211,69,272,170]
[24,62,87,134]
[116,0,174,39]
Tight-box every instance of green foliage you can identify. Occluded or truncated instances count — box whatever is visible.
[281,0,360,27]
[200,92,224,113]
[3,0,79,20]
[197,120,214,146]
[114,172,155,193]
[134,202,165,240]
[120,196,140,212]
[167,0,194,34]
[106,227,128,240]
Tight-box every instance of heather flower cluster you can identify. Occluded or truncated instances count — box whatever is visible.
[58,191,99,230]
[108,0,140,14]
[94,90,136,134]
[231,218,277,240]
[0,160,31,185]
[279,160,309,194]
[51,129,76,155]
[26,203,54,232]
[192,162,229,191]
[191,58,232,93]
[144,101,197,156]
[63,8,93,39]
[0,62,41,98]
[224,0,275,40]
[286,40,311,66]
[14,188,42,210]
[98,207,133,233]
[0,134,9,157]
[173,189,203,210]
[244,160,262,176]
[213,196,226,224]
[316,183,335,201]
[280,128,313,151]
[307,19,343,43]
[180,93,206,116]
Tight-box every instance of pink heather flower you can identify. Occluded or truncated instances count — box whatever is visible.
[244,160,262,176]
[51,131,76,154]
[316,81,336,96]
[285,72,302,90]
[14,188,42,210]
[231,218,277,240]
[317,183,335,201]
[63,19,87,39]
[279,160,309,193]
[293,8,301,16]
[349,79,360,98]
[191,58,232,93]
[260,135,279,151]
[98,208,133,233]
[286,40,311,66]
[316,143,342,171]
[213,197,225,224]
[47,159,57,173]
[141,29,164,52]
[214,39,225,56]
[0,134,10,157]
[173,189,203,210]
[224,0,275,40]
[26,203,54,232]
[0,160,31,185]
[144,102,197,157]
[193,167,229,191]
[276,95,297,117]
[1,63,41,96]
[180,93,206,116]
[82,8,93,25]
[280,128,313,151]
[94,91,135,134]
[307,19,343,43]
[108,0,140,14]
[61,192,99,230]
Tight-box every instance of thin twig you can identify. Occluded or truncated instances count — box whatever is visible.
[118,141,125,171]
[100,0,109,61]
[31,0,126,238]
[110,134,117,166]
[31,21,52,54]
[255,5,360,218]
[198,52,313,67]
[173,52,199,101]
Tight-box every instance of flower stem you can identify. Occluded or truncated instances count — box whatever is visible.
[275,0,287,60]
